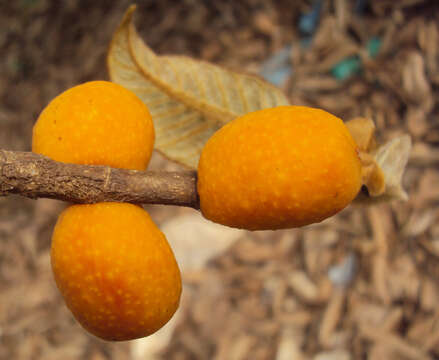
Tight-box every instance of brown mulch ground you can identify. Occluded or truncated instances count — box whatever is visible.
[1,1,439,359]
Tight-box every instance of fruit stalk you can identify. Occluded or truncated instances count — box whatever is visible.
[0,149,199,209]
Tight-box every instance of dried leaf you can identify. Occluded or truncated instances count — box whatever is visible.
[345,117,377,152]
[359,152,386,197]
[161,213,243,272]
[108,5,290,168]
[348,116,411,203]
[374,135,412,201]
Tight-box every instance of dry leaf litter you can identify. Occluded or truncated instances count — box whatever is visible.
[1,1,439,359]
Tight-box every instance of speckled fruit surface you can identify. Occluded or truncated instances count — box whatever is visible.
[32,81,154,170]
[51,202,181,341]
[197,106,362,230]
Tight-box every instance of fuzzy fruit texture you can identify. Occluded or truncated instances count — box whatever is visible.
[32,81,154,170]
[51,202,181,341]
[197,106,362,230]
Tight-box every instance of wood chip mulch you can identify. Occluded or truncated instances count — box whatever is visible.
[0,1,438,359]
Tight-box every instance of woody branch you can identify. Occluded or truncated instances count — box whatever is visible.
[0,150,199,209]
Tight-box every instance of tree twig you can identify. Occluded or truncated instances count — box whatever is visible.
[0,149,199,209]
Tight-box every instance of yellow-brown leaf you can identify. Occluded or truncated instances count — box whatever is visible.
[107,5,290,168]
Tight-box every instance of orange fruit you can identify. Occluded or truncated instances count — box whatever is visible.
[197,106,362,230]
[32,81,154,170]
[51,202,181,341]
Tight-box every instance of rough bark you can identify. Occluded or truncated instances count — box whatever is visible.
[0,150,199,209]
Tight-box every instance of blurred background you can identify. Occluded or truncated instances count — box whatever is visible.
[1,0,439,359]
